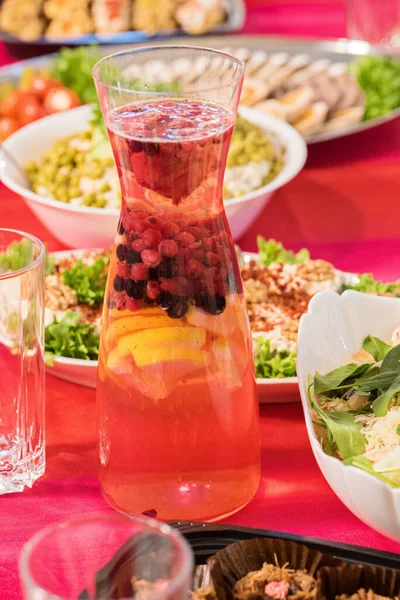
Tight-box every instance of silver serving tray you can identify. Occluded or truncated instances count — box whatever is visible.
[0,35,399,144]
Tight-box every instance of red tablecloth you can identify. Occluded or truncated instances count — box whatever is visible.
[2,2,400,597]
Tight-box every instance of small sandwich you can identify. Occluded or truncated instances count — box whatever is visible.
[232,562,318,600]
[0,0,45,40]
[131,0,177,33]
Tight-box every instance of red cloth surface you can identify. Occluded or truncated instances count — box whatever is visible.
[2,1,400,597]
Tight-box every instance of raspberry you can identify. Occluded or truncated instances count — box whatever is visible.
[141,249,162,268]
[134,220,148,234]
[163,222,180,239]
[189,241,202,250]
[177,277,191,296]
[146,281,160,300]
[160,278,180,295]
[202,237,216,252]
[175,218,188,232]
[116,244,127,261]
[132,239,146,253]
[175,232,195,247]
[186,259,203,279]
[116,262,131,278]
[112,291,126,309]
[147,216,164,231]
[192,248,205,262]
[126,297,141,311]
[122,212,137,232]
[158,239,179,258]
[186,226,203,241]
[142,228,162,249]
[205,252,219,267]
[131,262,148,281]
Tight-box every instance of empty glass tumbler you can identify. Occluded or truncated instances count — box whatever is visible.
[0,228,45,494]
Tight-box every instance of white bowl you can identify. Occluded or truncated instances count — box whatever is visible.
[297,290,400,542]
[0,105,306,248]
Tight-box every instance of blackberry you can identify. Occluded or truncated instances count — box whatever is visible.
[156,291,173,311]
[148,267,159,281]
[126,278,145,299]
[118,221,125,235]
[158,258,176,279]
[128,140,143,153]
[144,296,155,305]
[126,249,142,265]
[167,297,188,319]
[113,276,125,292]
[202,294,226,315]
[116,244,127,262]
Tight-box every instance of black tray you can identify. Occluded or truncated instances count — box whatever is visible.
[169,520,400,570]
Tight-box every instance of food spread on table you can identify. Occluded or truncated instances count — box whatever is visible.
[309,329,400,488]
[109,48,400,138]
[0,0,228,41]
[1,46,400,143]
[24,114,286,208]
[31,238,398,386]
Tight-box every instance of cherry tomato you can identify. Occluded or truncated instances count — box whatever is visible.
[0,116,20,141]
[43,87,81,114]
[28,76,61,100]
[0,90,22,118]
[16,93,45,126]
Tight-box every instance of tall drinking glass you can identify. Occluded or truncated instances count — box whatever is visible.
[93,46,261,521]
[0,228,45,493]
[20,513,193,600]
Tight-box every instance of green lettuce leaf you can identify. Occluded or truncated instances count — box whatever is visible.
[45,310,99,362]
[255,338,297,379]
[362,335,391,362]
[313,363,370,395]
[62,256,108,306]
[344,456,400,488]
[257,237,309,267]
[309,379,366,459]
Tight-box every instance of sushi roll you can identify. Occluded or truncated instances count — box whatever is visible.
[93,0,131,33]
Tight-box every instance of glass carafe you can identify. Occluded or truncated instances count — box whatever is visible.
[93,46,260,521]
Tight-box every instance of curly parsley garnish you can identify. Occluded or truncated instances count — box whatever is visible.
[45,310,99,363]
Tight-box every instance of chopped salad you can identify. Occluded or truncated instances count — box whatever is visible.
[309,330,400,488]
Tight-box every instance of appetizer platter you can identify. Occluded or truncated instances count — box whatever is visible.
[0,0,244,44]
[81,520,400,599]
[0,37,400,144]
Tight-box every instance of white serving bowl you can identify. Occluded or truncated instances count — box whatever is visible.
[0,105,306,248]
[297,290,400,542]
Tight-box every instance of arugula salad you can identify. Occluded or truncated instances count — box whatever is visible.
[309,332,400,488]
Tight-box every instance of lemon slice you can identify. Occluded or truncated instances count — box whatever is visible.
[106,314,175,346]
[134,346,209,368]
[117,326,206,357]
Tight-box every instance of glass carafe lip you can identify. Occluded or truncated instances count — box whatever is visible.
[19,511,194,600]
[92,44,245,96]
[0,228,45,281]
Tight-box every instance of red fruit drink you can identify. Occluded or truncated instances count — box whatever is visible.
[97,99,260,520]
